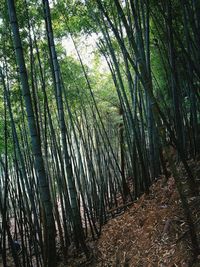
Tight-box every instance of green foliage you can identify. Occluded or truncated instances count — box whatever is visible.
[50,0,96,38]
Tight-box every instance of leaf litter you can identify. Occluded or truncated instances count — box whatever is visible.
[87,170,200,267]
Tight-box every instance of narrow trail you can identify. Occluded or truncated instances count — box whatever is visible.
[70,160,200,267]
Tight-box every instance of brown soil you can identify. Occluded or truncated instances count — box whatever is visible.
[67,165,200,267]
[89,177,191,267]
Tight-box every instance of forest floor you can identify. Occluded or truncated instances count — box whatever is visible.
[1,161,200,267]
[66,160,200,267]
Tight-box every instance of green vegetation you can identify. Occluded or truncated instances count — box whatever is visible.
[0,0,199,266]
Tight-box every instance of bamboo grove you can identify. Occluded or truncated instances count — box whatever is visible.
[0,0,199,266]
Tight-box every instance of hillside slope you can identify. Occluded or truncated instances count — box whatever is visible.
[89,172,200,267]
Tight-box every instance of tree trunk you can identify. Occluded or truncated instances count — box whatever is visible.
[7,1,56,266]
